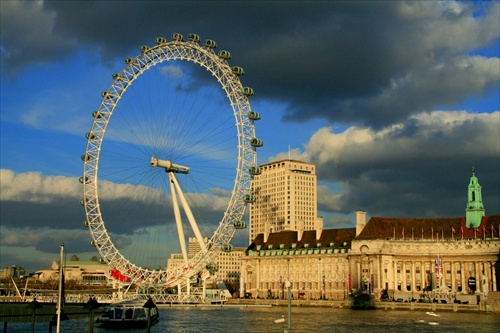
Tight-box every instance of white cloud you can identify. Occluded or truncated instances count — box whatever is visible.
[0,169,80,203]
[159,65,184,78]
[303,111,499,169]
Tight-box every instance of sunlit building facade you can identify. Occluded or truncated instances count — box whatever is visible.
[240,169,500,302]
[249,160,323,243]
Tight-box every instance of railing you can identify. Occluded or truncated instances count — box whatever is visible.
[0,289,228,305]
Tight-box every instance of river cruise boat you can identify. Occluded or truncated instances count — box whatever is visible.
[96,298,159,329]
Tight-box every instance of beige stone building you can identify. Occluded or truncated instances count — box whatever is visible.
[249,160,323,243]
[351,215,499,301]
[240,214,499,301]
[240,227,356,300]
[239,169,499,302]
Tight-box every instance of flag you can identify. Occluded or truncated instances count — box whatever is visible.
[452,226,455,240]
[402,227,405,239]
[452,226,456,233]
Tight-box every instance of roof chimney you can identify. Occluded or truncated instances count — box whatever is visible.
[356,210,366,237]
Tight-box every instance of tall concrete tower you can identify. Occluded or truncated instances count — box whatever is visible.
[465,166,485,229]
[249,160,323,243]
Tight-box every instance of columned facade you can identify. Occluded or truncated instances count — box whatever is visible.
[349,237,499,300]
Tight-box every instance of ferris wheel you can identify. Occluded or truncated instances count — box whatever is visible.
[80,33,262,288]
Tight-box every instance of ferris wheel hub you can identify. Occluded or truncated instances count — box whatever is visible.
[151,156,190,174]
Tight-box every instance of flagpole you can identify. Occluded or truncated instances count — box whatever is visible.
[56,243,64,333]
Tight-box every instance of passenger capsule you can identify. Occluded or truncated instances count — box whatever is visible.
[250,137,263,147]
[112,73,123,81]
[171,33,184,41]
[85,132,96,140]
[140,45,150,53]
[233,221,247,229]
[231,66,245,76]
[98,257,106,263]
[101,91,114,99]
[83,220,90,227]
[188,33,200,43]
[247,111,261,120]
[80,199,86,206]
[243,194,257,203]
[221,244,234,252]
[242,87,254,96]
[90,240,96,247]
[81,153,92,162]
[249,166,261,175]
[203,39,217,49]
[125,58,135,65]
[79,176,90,184]
[218,50,231,60]
[156,37,167,45]
[92,111,103,119]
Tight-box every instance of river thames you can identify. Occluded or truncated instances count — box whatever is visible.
[5,306,499,332]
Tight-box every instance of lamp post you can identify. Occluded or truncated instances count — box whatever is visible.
[285,281,291,333]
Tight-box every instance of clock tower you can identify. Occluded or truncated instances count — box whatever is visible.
[465,166,485,229]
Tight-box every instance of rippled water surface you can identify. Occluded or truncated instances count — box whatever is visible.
[5,306,499,333]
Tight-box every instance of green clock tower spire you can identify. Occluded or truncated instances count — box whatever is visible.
[465,166,485,229]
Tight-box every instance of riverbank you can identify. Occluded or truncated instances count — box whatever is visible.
[226,292,500,314]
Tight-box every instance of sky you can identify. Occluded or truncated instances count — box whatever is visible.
[1,0,499,272]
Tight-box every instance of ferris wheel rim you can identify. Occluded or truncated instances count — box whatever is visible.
[81,34,259,288]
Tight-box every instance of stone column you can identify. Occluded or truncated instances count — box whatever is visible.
[430,260,439,289]
[402,261,407,292]
[393,260,398,290]
[377,255,382,292]
[357,257,361,290]
[491,262,497,292]
[460,262,466,293]
[411,261,416,293]
[451,261,456,291]
[476,262,481,294]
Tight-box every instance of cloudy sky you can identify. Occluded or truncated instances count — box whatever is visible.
[1,1,499,272]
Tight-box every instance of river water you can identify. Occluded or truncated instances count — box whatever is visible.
[5,306,499,333]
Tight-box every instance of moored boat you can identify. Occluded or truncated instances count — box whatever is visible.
[96,298,159,329]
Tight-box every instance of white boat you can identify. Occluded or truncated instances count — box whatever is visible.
[96,298,159,329]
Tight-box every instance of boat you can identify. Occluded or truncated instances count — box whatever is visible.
[96,298,159,329]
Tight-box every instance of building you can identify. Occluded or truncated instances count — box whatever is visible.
[35,259,109,285]
[249,160,323,243]
[217,247,245,295]
[0,265,30,279]
[240,226,356,300]
[166,237,245,294]
[240,168,499,302]
[351,215,499,301]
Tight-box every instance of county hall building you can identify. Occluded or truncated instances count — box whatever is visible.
[239,164,499,302]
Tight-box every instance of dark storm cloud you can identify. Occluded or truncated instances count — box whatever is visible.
[292,111,500,218]
[2,1,498,128]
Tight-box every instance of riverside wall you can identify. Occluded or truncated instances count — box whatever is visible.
[226,291,500,314]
